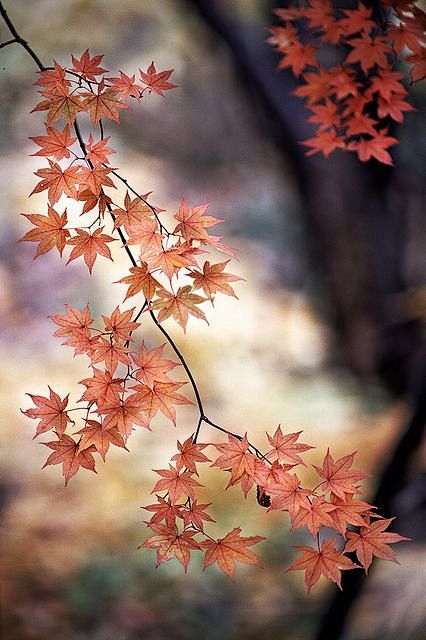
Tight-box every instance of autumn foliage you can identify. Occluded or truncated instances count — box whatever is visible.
[268,0,425,164]
[6,5,411,592]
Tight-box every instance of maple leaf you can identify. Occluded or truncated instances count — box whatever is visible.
[348,131,398,165]
[139,522,200,572]
[201,527,264,578]
[77,188,113,216]
[286,538,358,592]
[181,500,215,531]
[211,434,257,491]
[42,433,97,485]
[30,125,77,161]
[132,341,179,389]
[146,245,200,281]
[66,227,115,273]
[340,4,375,35]
[20,206,70,257]
[30,160,80,204]
[102,306,140,342]
[171,436,210,474]
[85,134,116,165]
[112,191,153,233]
[125,217,163,257]
[31,83,84,126]
[152,464,202,504]
[173,198,222,242]
[116,263,163,302]
[71,49,107,81]
[290,496,335,538]
[143,495,182,528]
[329,494,374,536]
[346,35,392,74]
[50,303,93,338]
[108,71,142,100]
[406,41,426,83]
[149,286,208,331]
[377,93,415,123]
[266,426,313,465]
[75,419,127,461]
[313,449,368,499]
[188,260,242,301]
[268,472,311,517]
[33,61,70,93]
[344,517,409,573]
[139,62,177,96]
[78,165,116,196]
[302,129,346,158]
[366,69,407,102]
[62,328,100,358]
[78,367,124,405]
[98,393,149,436]
[90,337,130,373]
[131,380,193,425]
[277,41,318,77]
[82,79,130,125]
[294,68,334,104]
[23,387,71,437]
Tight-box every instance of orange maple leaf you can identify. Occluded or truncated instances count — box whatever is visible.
[82,79,130,125]
[66,227,115,273]
[173,198,222,242]
[84,134,116,165]
[139,62,177,96]
[30,160,80,204]
[344,517,409,573]
[78,367,124,405]
[152,464,202,504]
[131,341,179,389]
[188,260,243,301]
[75,419,127,461]
[116,263,163,302]
[30,125,77,161]
[139,523,200,572]
[31,84,84,126]
[313,449,368,499]
[171,436,210,474]
[266,425,314,465]
[71,49,107,81]
[149,285,208,331]
[98,393,149,436]
[102,306,140,342]
[201,527,264,578]
[131,380,193,424]
[42,433,97,486]
[23,387,71,437]
[50,303,93,339]
[20,206,70,257]
[286,538,358,592]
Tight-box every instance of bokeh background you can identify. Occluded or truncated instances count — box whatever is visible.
[1,1,425,639]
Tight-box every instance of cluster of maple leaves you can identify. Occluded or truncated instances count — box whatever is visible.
[19,48,408,591]
[268,0,425,164]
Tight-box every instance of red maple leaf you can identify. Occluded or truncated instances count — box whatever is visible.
[344,517,409,573]
[139,62,177,96]
[286,538,358,592]
[152,465,202,504]
[42,433,97,485]
[75,419,127,461]
[30,160,80,204]
[23,386,71,437]
[171,436,210,474]
[313,449,368,499]
[71,49,107,81]
[266,425,314,465]
[201,527,264,578]
[30,125,77,161]
[139,523,200,572]
[132,342,179,389]
[20,206,70,257]
[66,227,115,273]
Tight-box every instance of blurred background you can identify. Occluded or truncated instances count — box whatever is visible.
[1,1,425,639]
